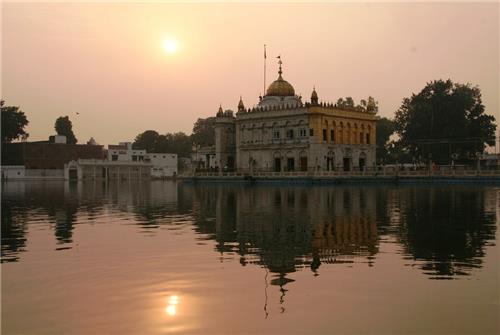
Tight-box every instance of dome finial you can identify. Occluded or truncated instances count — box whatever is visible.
[277,55,283,77]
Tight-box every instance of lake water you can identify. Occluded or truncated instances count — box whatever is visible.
[1,181,499,334]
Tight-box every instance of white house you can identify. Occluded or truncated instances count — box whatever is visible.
[146,153,178,178]
[107,142,177,178]
[107,142,146,162]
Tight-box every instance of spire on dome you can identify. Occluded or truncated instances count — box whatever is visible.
[265,55,295,97]
[277,55,283,78]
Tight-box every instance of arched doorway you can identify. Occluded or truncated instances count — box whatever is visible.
[326,151,335,171]
[343,149,352,172]
[273,151,282,172]
[286,151,295,171]
[299,151,308,171]
[359,152,367,171]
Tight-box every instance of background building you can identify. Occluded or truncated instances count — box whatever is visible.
[64,159,152,180]
[192,145,216,170]
[1,135,104,179]
[2,137,105,170]
[147,152,178,178]
[107,142,177,178]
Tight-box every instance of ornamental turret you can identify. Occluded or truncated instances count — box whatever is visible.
[311,87,319,105]
[216,104,223,117]
[238,96,245,112]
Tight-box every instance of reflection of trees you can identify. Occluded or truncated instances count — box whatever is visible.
[1,200,28,262]
[52,203,79,244]
[36,182,82,244]
[395,186,497,278]
[1,181,104,261]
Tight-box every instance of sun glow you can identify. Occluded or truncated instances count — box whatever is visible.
[162,38,178,54]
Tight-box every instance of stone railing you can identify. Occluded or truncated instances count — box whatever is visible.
[185,166,500,178]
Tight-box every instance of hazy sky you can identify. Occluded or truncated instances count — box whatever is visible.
[2,2,499,145]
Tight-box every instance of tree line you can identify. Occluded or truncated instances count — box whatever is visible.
[1,100,78,145]
[2,79,497,165]
[377,80,496,164]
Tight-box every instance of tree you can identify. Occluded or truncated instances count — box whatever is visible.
[169,132,192,157]
[55,116,77,144]
[191,117,216,147]
[133,130,192,157]
[1,100,29,143]
[394,80,496,164]
[133,130,160,152]
[376,117,395,162]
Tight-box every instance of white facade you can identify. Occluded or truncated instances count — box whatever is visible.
[107,142,177,178]
[146,153,178,178]
[107,142,147,162]
[192,145,216,170]
[53,135,67,144]
[64,159,152,180]
[0,166,66,180]
[1,166,26,179]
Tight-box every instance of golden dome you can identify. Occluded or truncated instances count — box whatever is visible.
[266,74,295,97]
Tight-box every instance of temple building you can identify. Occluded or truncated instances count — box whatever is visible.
[215,59,378,172]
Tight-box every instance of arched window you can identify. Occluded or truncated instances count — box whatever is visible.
[272,122,280,140]
[339,122,344,144]
[240,125,246,143]
[285,121,294,140]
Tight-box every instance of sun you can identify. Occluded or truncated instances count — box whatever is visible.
[162,38,178,54]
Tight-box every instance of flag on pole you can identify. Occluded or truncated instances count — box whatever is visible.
[264,44,266,59]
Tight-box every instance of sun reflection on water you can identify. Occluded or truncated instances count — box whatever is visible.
[165,295,179,316]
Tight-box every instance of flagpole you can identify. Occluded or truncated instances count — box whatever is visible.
[264,44,267,96]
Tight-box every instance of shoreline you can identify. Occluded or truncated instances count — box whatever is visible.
[180,175,500,185]
[2,175,499,185]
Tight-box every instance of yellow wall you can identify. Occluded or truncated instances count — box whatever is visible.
[307,107,377,145]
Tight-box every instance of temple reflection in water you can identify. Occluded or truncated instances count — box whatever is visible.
[191,185,379,278]
[2,181,498,284]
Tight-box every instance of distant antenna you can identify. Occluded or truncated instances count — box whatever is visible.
[263,44,267,96]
